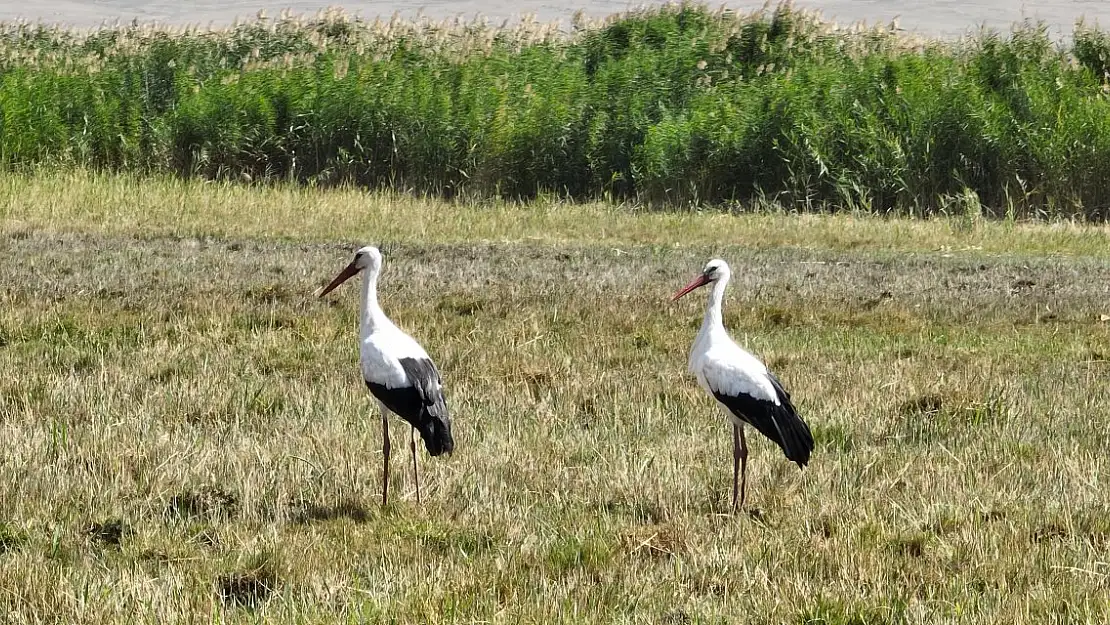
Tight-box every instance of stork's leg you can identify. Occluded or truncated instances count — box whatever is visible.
[732,423,740,512]
[381,410,391,506]
[410,426,421,504]
[737,424,750,512]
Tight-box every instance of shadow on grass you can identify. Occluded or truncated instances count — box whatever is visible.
[289,499,372,525]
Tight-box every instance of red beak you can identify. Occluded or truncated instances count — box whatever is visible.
[671,273,710,301]
[317,261,360,297]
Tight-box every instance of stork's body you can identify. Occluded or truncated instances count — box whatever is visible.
[673,259,813,512]
[319,246,454,505]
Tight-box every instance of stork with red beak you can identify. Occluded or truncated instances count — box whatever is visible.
[318,246,454,505]
[672,258,813,512]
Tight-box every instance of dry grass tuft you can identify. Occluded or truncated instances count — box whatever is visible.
[216,552,282,608]
[166,486,240,521]
[0,524,27,553]
[85,519,131,547]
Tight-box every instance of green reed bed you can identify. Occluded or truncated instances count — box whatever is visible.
[4,3,1110,216]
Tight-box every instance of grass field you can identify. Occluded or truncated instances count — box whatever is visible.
[1,173,1110,623]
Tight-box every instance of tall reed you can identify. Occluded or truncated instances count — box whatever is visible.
[3,3,1110,216]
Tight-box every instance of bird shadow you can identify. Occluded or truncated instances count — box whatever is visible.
[696,490,774,525]
[288,499,373,525]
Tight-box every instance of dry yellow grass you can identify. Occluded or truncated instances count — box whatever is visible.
[0,172,1109,623]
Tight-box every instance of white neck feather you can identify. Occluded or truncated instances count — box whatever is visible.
[359,265,389,338]
[699,273,729,336]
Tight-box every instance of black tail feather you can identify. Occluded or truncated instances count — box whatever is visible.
[366,379,454,456]
[416,411,454,456]
[368,357,455,457]
[713,374,814,468]
[768,403,813,467]
[764,374,813,467]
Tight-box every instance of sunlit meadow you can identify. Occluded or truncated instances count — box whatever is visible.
[0,173,1108,622]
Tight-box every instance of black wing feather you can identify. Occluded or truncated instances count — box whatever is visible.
[366,357,454,456]
[713,372,813,467]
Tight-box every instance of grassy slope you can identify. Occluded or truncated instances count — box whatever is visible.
[1,173,1109,623]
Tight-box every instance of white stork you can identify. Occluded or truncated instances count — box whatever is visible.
[672,258,813,512]
[318,246,454,505]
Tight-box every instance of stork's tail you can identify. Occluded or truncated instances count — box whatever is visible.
[416,411,454,456]
[773,405,813,468]
[766,374,813,468]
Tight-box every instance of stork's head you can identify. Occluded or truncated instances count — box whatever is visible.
[318,245,382,297]
[672,258,731,301]
[351,246,382,272]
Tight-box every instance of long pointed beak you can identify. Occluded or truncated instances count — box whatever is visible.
[671,274,710,301]
[317,262,360,297]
